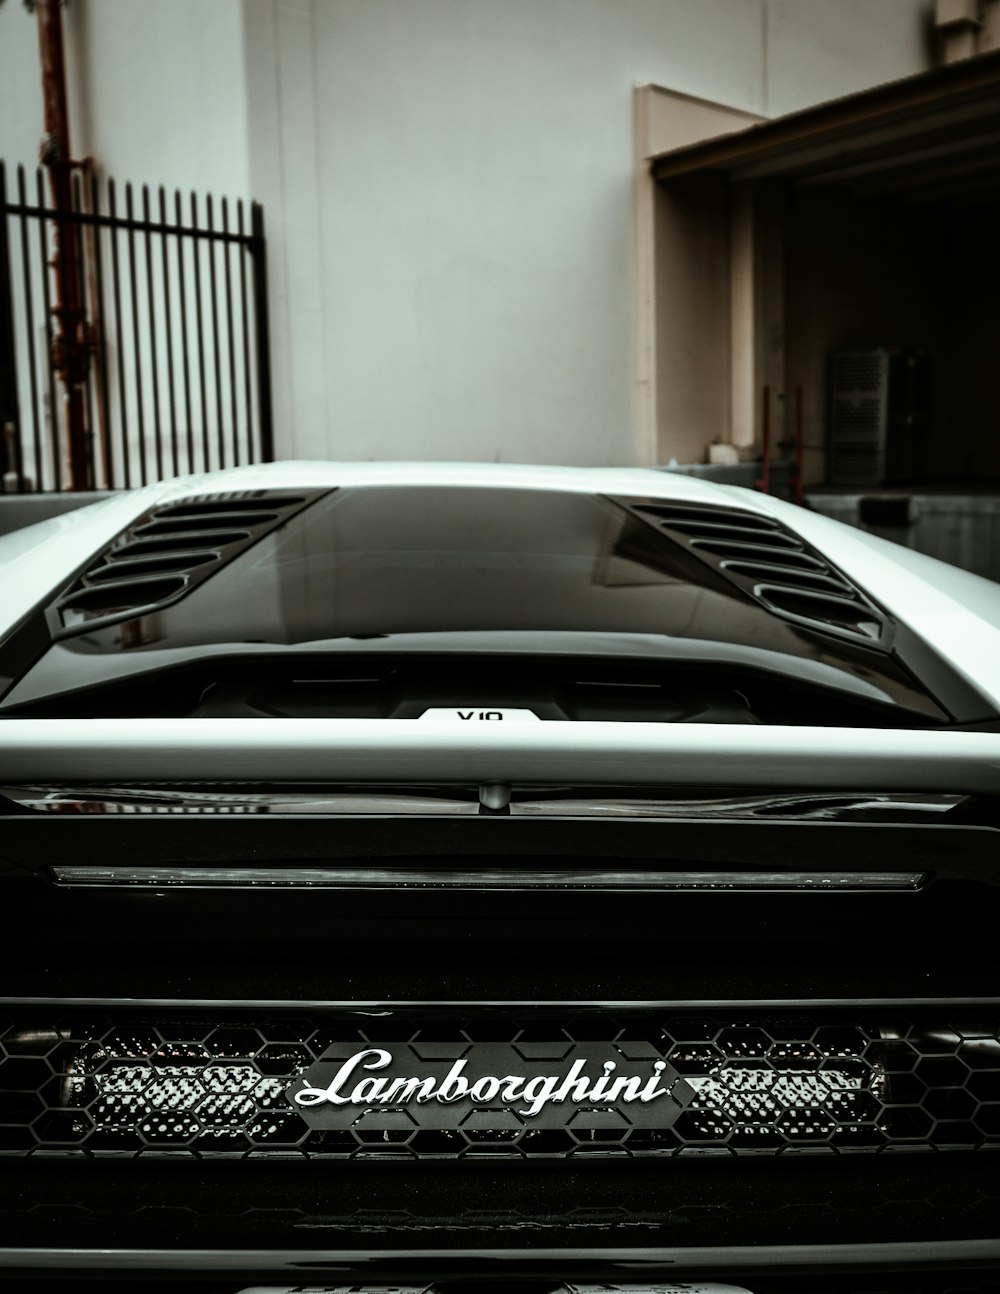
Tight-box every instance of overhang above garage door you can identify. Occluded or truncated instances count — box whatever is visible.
[651,47,1000,201]
[645,50,1000,484]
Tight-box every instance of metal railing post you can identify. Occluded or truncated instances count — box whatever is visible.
[0,163,26,492]
[250,201,274,463]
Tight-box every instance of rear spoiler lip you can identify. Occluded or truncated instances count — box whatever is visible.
[1,718,999,795]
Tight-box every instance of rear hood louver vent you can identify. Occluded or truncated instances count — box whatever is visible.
[616,498,891,648]
[50,488,330,637]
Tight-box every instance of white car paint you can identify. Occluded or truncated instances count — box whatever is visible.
[2,717,999,795]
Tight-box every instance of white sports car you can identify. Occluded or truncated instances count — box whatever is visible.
[0,461,999,1291]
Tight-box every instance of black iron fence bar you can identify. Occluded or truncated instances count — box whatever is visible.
[190,193,210,474]
[206,195,224,471]
[3,200,255,247]
[124,183,147,486]
[107,178,131,489]
[251,200,274,464]
[236,200,255,463]
[157,187,178,479]
[174,189,194,477]
[14,167,42,489]
[222,198,239,470]
[141,186,163,483]
[35,167,61,493]
[88,171,113,489]
[0,164,25,491]
[72,172,97,486]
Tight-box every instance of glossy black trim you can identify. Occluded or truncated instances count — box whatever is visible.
[5,994,1000,1008]
[0,607,50,705]
[2,1238,1000,1274]
[1,1154,999,1254]
[1,813,997,884]
[0,639,952,723]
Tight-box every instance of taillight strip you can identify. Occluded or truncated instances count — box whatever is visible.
[48,865,925,890]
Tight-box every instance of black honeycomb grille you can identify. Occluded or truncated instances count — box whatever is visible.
[1,1007,998,1160]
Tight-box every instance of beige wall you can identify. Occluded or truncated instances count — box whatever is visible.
[652,173,732,464]
[633,87,764,463]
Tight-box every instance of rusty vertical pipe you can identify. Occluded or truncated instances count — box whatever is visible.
[35,0,91,490]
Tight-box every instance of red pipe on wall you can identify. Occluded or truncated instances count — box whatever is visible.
[35,0,91,490]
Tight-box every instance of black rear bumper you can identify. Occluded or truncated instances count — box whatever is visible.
[2,811,999,1284]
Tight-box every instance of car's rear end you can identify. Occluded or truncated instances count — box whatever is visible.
[1,463,1000,1293]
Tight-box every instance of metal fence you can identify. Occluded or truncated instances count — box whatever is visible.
[0,162,273,494]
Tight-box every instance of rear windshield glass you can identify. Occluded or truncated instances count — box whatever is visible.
[41,485,941,718]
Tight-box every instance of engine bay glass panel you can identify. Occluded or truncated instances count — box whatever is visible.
[2,486,958,724]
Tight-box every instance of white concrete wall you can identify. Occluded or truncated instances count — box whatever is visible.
[764,0,933,116]
[2,0,934,469]
[0,1,47,179]
[0,0,250,200]
[244,0,933,466]
[70,0,250,200]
